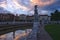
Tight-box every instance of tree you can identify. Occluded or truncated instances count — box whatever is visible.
[51,10,60,21]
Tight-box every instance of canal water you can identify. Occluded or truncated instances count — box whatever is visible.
[0,29,32,40]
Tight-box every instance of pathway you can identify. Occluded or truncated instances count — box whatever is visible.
[37,24,53,40]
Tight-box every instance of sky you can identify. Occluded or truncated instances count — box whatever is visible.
[0,0,60,15]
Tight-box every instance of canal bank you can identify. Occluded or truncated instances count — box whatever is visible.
[0,24,33,35]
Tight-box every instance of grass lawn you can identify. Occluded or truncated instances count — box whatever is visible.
[45,24,60,40]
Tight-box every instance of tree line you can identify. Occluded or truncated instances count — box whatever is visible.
[51,10,60,21]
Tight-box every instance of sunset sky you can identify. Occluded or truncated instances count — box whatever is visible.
[0,0,60,15]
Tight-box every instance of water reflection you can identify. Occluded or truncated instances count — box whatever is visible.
[0,29,32,40]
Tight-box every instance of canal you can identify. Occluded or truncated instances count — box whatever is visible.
[0,24,33,40]
[0,29,32,40]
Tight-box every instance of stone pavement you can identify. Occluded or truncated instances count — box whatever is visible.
[37,24,53,40]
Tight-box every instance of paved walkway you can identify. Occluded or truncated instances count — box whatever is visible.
[37,24,53,40]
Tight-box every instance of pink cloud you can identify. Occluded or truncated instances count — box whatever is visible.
[0,0,7,8]
[30,0,55,7]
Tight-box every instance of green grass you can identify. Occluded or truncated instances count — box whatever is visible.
[45,24,60,40]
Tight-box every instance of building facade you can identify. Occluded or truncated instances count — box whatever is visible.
[19,14,26,22]
[19,14,51,24]
[0,13,51,23]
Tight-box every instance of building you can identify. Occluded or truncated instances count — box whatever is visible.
[19,14,51,24]
[39,15,51,24]
[0,13,51,23]
[26,15,34,22]
[0,13,15,21]
[19,14,26,22]
[26,15,51,23]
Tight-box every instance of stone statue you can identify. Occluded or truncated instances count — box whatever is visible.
[27,5,40,40]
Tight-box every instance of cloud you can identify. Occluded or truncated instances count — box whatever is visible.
[30,0,55,7]
[0,0,7,8]
[0,0,6,2]
[0,0,60,15]
[12,0,30,11]
[42,0,60,11]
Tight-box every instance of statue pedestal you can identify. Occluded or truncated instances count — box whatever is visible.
[27,22,40,40]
